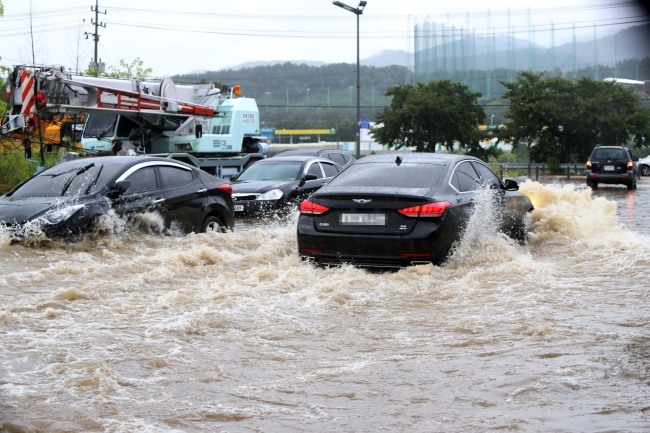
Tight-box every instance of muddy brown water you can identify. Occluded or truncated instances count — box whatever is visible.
[1,179,649,432]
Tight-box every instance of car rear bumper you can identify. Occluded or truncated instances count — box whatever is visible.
[297,216,461,267]
[233,199,284,216]
[586,170,636,184]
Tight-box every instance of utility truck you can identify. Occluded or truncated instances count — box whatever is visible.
[2,65,268,177]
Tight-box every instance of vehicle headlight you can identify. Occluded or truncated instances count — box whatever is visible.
[256,189,283,201]
[38,204,85,225]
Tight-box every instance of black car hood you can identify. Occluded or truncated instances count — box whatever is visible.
[0,196,81,224]
[231,180,294,194]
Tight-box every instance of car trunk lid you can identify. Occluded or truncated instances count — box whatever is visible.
[305,186,438,235]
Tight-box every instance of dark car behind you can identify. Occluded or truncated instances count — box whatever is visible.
[273,148,356,166]
[586,145,638,190]
[297,153,534,269]
[0,156,234,240]
[230,156,342,216]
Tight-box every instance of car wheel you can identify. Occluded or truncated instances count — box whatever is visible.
[202,215,227,233]
[641,165,650,176]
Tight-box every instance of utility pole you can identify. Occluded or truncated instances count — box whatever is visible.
[84,0,106,71]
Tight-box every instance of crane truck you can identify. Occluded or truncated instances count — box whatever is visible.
[2,65,269,177]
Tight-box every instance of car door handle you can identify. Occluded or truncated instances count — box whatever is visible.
[197,188,207,193]
[153,198,166,204]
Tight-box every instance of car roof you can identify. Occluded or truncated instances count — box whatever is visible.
[275,148,353,156]
[260,155,337,163]
[593,145,629,150]
[354,152,475,165]
[54,155,196,168]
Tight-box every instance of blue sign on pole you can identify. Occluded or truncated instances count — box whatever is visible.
[359,116,370,129]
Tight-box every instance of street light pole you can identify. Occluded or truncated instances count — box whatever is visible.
[333,1,367,159]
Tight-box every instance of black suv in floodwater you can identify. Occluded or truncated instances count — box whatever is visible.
[586,146,638,190]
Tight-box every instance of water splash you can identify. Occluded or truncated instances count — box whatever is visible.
[519,180,629,245]
[446,187,522,267]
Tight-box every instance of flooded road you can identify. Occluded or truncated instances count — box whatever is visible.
[1,179,649,432]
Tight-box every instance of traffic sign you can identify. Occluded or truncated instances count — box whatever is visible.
[359,116,370,129]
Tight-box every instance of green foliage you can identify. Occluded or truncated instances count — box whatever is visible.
[108,58,153,80]
[85,58,153,80]
[498,71,650,163]
[372,80,485,153]
[512,142,530,163]
[546,156,561,174]
[488,151,517,164]
[0,74,6,116]
[0,150,61,192]
[0,153,41,191]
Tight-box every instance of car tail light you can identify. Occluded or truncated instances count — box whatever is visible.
[398,201,452,218]
[299,248,323,254]
[586,160,592,169]
[627,161,634,169]
[299,199,330,215]
[218,183,233,195]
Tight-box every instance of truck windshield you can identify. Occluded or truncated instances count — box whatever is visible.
[83,113,117,139]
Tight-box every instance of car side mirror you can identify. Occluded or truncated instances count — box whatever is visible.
[110,180,131,196]
[299,173,318,187]
[503,179,519,191]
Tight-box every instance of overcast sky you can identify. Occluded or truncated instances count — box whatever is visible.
[1,0,648,77]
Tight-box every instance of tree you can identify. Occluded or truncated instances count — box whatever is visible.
[86,58,153,80]
[107,58,153,80]
[498,71,650,163]
[372,80,486,154]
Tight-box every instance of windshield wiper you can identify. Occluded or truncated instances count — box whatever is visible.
[61,163,95,195]
[51,163,96,179]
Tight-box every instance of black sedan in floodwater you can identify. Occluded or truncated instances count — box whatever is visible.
[0,156,234,240]
[297,153,534,268]
[230,156,343,216]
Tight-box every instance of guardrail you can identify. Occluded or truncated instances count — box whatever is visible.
[489,163,587,181]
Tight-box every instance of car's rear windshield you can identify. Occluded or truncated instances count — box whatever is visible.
[593,148,628,160]
[328,162,446,188]
[10,163,110,197]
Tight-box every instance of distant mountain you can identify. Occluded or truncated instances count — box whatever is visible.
[226,60,327,70]
[210,24,650,76]
[552,24,650,68]
[224,53,413,70]
[362,49,410,68]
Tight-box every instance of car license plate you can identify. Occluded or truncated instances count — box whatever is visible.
[604,165,615,171]
[341,213,385,225]
[234,205,244,212]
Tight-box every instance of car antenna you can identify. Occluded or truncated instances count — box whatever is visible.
[395,156,402,166]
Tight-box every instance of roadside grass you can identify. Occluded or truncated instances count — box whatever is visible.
[0,151,58,194]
